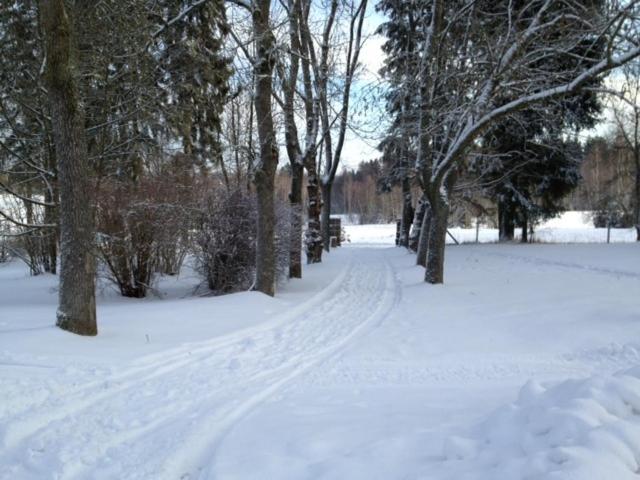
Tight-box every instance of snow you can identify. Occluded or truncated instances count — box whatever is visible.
[439,368,640,479]
[343,211,638,245]
[1,223,639,479]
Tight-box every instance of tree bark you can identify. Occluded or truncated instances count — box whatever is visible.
[498,199,515,241]
[634,149,640,241]
[399,176,413,247]
[305,170,323,263]
[416,199,432,267]
[321,182,331,251]
[289,162,304,278]
[282,0,304,278]
[408,195,427,252]
[424,189,448,284]
[520,212,528,243]
[43,197,58,274]
[41,0,97,335]
[252,0,278,296]
[424,170,456,284]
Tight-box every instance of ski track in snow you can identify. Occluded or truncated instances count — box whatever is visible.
[0,248,400,480]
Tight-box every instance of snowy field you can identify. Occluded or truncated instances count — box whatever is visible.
[1,223,639,479]
[343,211,638,245]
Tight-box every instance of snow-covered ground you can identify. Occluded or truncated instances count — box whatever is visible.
[0,226,639,479]
[343,211,638,245]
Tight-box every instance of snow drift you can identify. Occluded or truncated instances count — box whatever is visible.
[442,368,640,480]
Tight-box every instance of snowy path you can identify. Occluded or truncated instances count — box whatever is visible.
[0,249,399,480]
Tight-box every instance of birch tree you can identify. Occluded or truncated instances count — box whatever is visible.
[318,0,368,251]
[277,0,324,275]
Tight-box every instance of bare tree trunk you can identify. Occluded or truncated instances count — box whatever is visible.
[305,169,323,263]
[498,199,515,241]
[424,171,456,284]
[321,182,331,251]
[399,176,413,247]
[290,0,323,264]
[281,0,303,278]
[43,196,58,274]
[318,0,367,252]
[424,190,448,284]
[416,199,431,267]
[252,0,278,296]
[409,195,427,252]
[289,162,303,277]
[635,150,640,241]
[41,0,97,335]
[521,212,528,243]
[44,140,58,274]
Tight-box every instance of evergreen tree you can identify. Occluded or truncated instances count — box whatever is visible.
[475,1,604,242]
[376,0,424,247]
[156,0,231,175]
[0,1,58,273]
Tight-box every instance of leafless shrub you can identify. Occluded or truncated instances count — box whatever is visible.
[195,189,256,293]
[0,195,55,274]
[195,188,290,295]
[95,172,195,298]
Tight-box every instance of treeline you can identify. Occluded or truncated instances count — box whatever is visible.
[571,133,640,229]
[334,130,640,234]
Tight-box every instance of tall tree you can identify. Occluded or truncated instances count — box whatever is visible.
[41,0,97,335]
[252,0,279,296]
[377,0,422,248]
[157,0,231,174]
[319,0,368,252]
[478,127,584,242]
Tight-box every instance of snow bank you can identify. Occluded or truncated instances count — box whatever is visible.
[442,367,640,480]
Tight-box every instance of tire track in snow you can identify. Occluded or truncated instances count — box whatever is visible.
[0,249,399,480]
